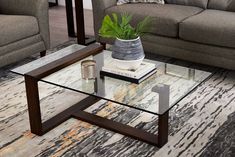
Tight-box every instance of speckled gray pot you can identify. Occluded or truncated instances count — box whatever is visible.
[112,37,145,60]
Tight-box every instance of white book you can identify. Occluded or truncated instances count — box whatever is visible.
[102,60,156,79]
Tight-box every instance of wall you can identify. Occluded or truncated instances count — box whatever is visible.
[58,0,92,10]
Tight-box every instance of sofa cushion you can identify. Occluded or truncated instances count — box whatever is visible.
[0,15,39,47]
[106,4,203,37]
[165,0,208,9]
[208,0,235,12]
[179,10,235,48]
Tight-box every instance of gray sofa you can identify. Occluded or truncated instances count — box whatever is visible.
[0,0,50,68]
[92,0,235,70]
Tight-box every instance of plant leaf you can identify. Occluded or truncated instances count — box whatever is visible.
[135,16,153,36]
[99,14,122,38]
[99,13,152,40]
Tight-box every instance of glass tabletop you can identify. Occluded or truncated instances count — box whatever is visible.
[12,44,212,115]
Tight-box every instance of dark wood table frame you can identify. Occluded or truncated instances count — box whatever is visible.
[49,0,58,7]
[24,44,169,147]
[65,0,96,45]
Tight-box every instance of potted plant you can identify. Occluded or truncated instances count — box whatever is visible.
[99,13,152,70]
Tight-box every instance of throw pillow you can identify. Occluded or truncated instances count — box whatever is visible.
[117,0,165,5]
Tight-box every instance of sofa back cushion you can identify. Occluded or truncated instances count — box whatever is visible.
[208,0,235,12]
[165,0,208,9]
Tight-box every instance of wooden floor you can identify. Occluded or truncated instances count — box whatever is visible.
[49,6,94,48]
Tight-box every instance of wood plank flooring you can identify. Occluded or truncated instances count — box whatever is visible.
[49,6,94,48]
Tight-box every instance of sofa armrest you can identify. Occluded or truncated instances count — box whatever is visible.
[92,0,116,42]
[0,0,50,49]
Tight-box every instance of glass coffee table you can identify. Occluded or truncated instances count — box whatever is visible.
[12,44,212,147]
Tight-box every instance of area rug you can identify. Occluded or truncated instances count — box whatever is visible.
[0,42,235,157]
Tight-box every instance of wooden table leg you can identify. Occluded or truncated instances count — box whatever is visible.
[158,111,169,147]
[74,0,96,45]
[24,73,100,136]
[74,0,86,44]
[152,84,170,147]
[65,0,76,37]
[24,75,43,135]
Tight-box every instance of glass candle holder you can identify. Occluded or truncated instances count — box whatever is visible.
[81,60,96,80]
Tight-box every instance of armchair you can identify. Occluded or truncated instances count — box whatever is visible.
[0,0,50,67]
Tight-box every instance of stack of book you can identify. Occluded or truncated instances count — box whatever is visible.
[100,60,157,84]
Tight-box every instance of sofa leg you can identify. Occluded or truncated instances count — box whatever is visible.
[100,43,106,50]
[40,51,46,57]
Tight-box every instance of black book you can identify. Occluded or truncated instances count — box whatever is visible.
[100,68,157,84]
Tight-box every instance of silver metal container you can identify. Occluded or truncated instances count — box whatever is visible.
[81,60,96,80]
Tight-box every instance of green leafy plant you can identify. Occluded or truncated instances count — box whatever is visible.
[99,13,152,40]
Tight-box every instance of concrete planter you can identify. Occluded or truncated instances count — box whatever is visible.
[112,37,145,70]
